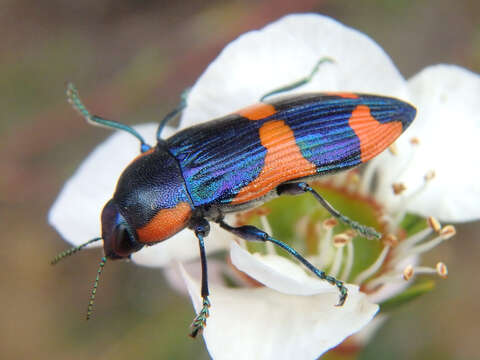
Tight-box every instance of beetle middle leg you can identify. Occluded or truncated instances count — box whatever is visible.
[277,182,382,240]
[217,219,348,306]
[188,217,211,338]
[260,57,333,101]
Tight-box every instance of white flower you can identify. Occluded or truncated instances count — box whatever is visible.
[49,13,480,360]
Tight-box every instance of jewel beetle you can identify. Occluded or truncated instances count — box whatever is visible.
[51,63,416,338]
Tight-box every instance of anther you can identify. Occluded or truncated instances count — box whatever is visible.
[346,171,360,186]
[410,137,420,145]
[323,218,338,230]
[424,170,436,182]
[344,229,357,239]
[392,183,407,195]
[383,234,398,247]
[388,143,398,155]
[427,216,442,232]
[439,225,456,240]
[403,265,414,281]
[436,262,448,279]
[333,233,350,248]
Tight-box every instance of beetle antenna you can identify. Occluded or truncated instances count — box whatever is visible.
[86,256,107,320]
[66,82,151,153]
[156,87,190,141]
[50,237,103,265]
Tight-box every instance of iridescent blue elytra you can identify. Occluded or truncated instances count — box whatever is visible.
[167,93,415,207]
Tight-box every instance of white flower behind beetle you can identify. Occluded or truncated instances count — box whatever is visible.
[49,13,480,360]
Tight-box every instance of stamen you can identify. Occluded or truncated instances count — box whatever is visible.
[392,183,407,195]
[436,262,448,278]
[402,264,414,280]
[388,143,398,155]
[404,263,448,279]
[346,171,360,193]
[410,137,420,145]
[424,170,436,182]
[366,262,448,290]
[259,215,276,255]
[316,220,335,269]
[383,234,398,247]
[392,171,436,227]
[439,225,456,240]
[354,245,391,284]
[427,216,442,233]
[359,156,382,195]
[400,232,450,259]
[344,229,357,239]
[323,218,338,229]
[340,240,354,281]
[364,271,404,290]
[394,227,433,255]
[333,233,350,248]
[329,245,344,278]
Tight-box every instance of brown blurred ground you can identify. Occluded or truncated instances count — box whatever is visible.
[1,0,479,359]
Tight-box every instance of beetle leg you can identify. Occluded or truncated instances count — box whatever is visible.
[277,182,382,240]
[217,219,348,307]
[189,218,211,338]
[260,57,333,101]
[156,87,191,141]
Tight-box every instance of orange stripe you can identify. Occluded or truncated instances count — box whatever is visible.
[136,202,191,243]
[237,103,276,121]
[325,92,359,99]
[232,120,316,205]
[349,105,403,163]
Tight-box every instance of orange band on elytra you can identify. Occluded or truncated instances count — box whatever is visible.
[324,92,359,99]
[348,105,403,163]
[232,120,316,205]
[237,103,276,121]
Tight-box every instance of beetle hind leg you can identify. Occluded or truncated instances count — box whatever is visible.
[277,182,382,240]
[217,219,348,307]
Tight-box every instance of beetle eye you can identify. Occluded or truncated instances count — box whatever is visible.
[113,224,143,257]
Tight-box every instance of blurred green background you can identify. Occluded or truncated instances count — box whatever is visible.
[1,0,479,359]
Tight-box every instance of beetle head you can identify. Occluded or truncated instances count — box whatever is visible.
[100,199,144,259]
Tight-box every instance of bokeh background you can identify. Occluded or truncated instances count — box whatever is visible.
[2,0,479,359]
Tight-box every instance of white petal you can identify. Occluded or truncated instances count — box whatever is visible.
[182,13,407,127]
[132,222,229,267]
[230,240,335,295]
[180,264,378,360]
[48,124,164,246]
[376,65,480,222]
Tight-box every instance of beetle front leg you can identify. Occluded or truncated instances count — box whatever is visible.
[217,219,348,307]
[277,182,382,240]
[188,217,211,338]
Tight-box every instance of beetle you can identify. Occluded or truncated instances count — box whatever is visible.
[51,64,416,337]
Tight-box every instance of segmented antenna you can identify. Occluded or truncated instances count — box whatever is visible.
[86,256,107,320]
[260,57,334,101]
[66,82,151,153]
[50,237,102,265]
[156,87,190,141]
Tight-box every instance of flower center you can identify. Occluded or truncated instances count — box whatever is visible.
[235,178,385,282]
[234,168,453,293]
